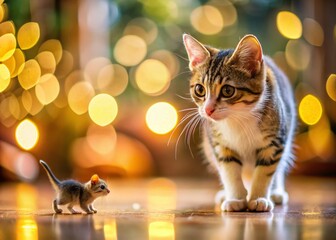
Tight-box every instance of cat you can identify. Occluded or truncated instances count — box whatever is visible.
[40,160,110,214]
[182,34,296,212]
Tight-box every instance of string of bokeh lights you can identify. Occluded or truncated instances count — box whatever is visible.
[0,0,336,180]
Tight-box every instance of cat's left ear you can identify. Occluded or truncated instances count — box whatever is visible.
[91,174,99,185]
[228,35,263,77]
[183,34,210,71]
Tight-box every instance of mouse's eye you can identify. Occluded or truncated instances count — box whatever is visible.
[100,185,105,190]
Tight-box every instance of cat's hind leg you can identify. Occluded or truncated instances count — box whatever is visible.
[53,199,63,214]
[89,204,97,213]
[270,169,288,205]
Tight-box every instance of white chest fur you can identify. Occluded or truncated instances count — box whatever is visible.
[214,115,264,164]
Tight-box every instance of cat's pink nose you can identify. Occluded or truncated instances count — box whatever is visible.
[205,106,215,116]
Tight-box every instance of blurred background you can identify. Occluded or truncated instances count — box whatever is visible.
[0,0,335,182]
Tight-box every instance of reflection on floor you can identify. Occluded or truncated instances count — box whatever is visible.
[0,176,335,240]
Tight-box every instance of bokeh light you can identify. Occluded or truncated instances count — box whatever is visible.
[114,35,147,66]
[0,63,10,92]
[135,59,170,96]
[0,21,15,35]
[326,74,336,102]
[15,119,39,150]
[11,48,25,78]
[17,22,40,50]
[55,50,74,78]
[0,33,16,61]
[285,40,311,71]
[35,51,56,74]
[303,18,324,47]
[38,39,63,64]
[148,221,175,240]
[68,81,95,115]
[190,5,224,35]
[276,11,302,39]
[18,59,41,90]
[150,50,180,79]
[146,102,178,135]
[35,73,60,105]
[88,93,118,126]
[124,17,158,45]
[299,94,323,125]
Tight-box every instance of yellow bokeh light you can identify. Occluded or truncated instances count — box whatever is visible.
[326,74,336,102]
[190,5,224,35]
[38,39,63,64]
[18,59,41,90]
[276,11,302,39]
[55,50,74,78]
[3,52,15,75]
[0,4,4,22]
[35,51,56,74]
[16,217,38,240]
[11,48,25,78]
[88,94,118,126]
[21,90,33,113]
[68,81,95,115]
[15,119,39,150]
[149,221,175,240]
[124,17,158,45]
[97,64,129,96]
[285,40,311,71]
[84,57,111,86]
[114,35,147,66]
[146,102,178,135]
[0,63,10,92]
[150,50,180,79]
[299,94,323,125]
[303,18,324,47]
[35,73,60,105]
[103,220,118,240]
[17,22,40,50]
[0,33,16,61]
[0,21,15,35]
[135,59,170,96]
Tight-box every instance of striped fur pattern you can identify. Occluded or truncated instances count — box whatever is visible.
[183,34,296,212]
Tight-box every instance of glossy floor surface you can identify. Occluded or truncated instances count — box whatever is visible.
[0,176,335,240]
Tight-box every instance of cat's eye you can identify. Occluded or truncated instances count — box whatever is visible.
[100,185,105,190]
[221,85,235,98]
[195,84,206,97]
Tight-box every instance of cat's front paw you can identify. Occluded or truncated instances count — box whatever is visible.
[271,190,288,205]
[215,190,226,204]
[248,198,274,212]
[221,199,247,212]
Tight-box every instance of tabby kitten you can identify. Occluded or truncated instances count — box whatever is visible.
[182,34,296,212]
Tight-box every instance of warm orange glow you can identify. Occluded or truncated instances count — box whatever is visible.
[86,124,117,155]
[299,94,323,125]
[147,178,176,210]
[55,50,74,78]
[88,94,118,126]
[16,217,38,240]
[124,17,158,45]
[18,59,41,90]
[135,59,170,96]
[114,35,147,66]
[146,102,178,135]
[190,5,224,35]
[0,63,10,92]
[0,33,16,61]
[277,11,302,39]
[0,21,16,35]
[15,119,39,150]
[11,48,26,78]
[150,50,180,78]
[17,22,40,50]
[35,73,60,105]
[84,57,111,87]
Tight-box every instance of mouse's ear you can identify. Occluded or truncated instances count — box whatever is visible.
[91,174,99,185]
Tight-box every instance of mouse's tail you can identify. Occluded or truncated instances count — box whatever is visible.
[39,160,61,190]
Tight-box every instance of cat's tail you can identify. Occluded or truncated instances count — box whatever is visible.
[39,160,61,190]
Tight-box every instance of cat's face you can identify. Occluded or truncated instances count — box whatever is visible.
[90,174,110,196]
[183,34,266,121]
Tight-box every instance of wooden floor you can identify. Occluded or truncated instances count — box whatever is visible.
[0,176,335,240]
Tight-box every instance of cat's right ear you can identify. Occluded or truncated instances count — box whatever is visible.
[183,34,210,71]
